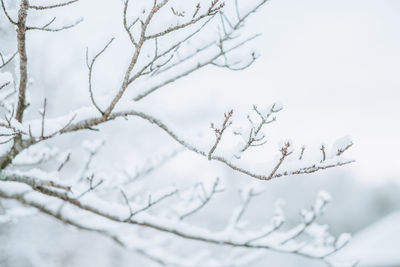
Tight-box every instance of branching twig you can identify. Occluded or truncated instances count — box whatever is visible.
[208,110,233,159]
[57,152,71,172]
[0,51,17,69]
[27,18,83,32]
[320,145,326,162]
[0,2,355,265]
[86,38,115,115]
[0,0,17,25]
[0,182,349,265]
[29,0,80,10]
[179,177,222,220]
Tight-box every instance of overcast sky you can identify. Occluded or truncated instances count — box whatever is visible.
[223,0,400,182]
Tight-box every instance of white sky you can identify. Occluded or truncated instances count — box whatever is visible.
[224,0,400,182]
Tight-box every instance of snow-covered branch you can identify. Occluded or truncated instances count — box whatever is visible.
[0,0,356,265]
[0,177,350,266]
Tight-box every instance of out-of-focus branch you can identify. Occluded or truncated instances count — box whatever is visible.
[178,177,223,220]
[116,149,182,187]
[0,180,350,265]
[57,152,71,172]
[0,0,17,25]
[0,173,71,192]
[0,187,269,267]
[0,51,17,69]
[128,189,178,219]
[299,146,305,160]
[0,189,173,267]
[0,82,10,91]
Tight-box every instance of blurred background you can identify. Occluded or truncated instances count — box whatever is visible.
[1,0,399,266]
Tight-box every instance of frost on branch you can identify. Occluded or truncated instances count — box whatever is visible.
[0,0,355,266]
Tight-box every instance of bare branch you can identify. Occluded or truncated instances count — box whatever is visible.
[0,82,10,90]
[78,140,105,182]
[75,174,104,199]
[145,8,222,40]
[130,189,178,217]
[123,0,138,46]
[236,104,281,154]
[102,0,171,118]
[134,34,260,101]
[116,149,182,187]
[179,177,222,220]
[320,145,326,162]
[57,152,71,172]
[0,51,17,69]
[27,18,83,32]
[29,0,80,10]
[120,188,134,219]
[337,142,353,156]
[208,110,233,160]
[269,142,293,178]
[0,0,17,25]
[103,0,222,116]
[15,0,29,123]
[86,38,115,115]
[299,146,305,160]
[128,17,214,83]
